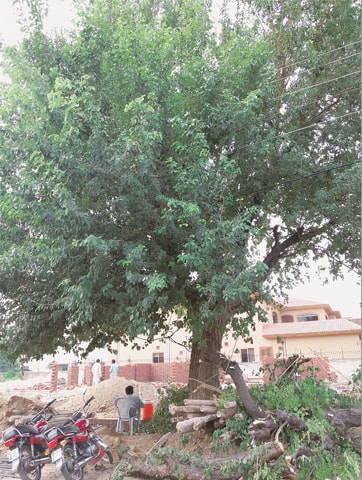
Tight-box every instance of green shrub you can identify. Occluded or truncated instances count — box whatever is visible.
[250,377,338,418]
[145,383,188,434]
[0,369,22,382]
[350,365,361,385]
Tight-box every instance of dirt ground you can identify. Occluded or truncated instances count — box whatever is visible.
[0,375,170,480]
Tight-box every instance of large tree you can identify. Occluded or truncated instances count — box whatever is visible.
[0,0,359,397]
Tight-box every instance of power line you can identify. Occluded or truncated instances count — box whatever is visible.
[286,111,359,135]
[273,40,361,74]
[240,160,359,199]
[278,85,359,114]
[282,70,361,97]
[270,51,361,87]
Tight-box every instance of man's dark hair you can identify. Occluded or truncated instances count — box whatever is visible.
[125,385,134,395]
[111,359,116,364]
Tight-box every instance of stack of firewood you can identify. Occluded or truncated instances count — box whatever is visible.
[169,399,238,433]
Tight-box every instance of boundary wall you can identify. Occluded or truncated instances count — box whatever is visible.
[68,361,190,387]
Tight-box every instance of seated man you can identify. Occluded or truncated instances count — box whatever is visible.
[125,385,145,417]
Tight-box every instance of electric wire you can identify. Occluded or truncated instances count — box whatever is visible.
[276,85,359,114]
[271,51,361,86]
[281,70,361,97]
[270,40,360,73]
[239,160,359,199]
[284,111,360,135]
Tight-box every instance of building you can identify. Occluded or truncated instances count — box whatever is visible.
[221,298,361,382]
[104,299,359,361]
[29,299,361,383]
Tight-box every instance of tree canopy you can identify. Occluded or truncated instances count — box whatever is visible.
[0,0,360,394]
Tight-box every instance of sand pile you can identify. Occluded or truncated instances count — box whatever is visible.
[55,376,159,417]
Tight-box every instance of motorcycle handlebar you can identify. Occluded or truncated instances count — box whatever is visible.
[44,398,57,410]
[83,396,95,408]
[29,398,56,423]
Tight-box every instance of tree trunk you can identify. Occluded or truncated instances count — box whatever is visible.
[188,319,224,399]
[207,350,266,419]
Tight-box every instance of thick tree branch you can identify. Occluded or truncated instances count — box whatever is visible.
[206,350,266,419]
[263,223,333,269]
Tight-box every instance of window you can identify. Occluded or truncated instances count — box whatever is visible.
[259,347,273,359]
[152,352,164,363]
[241,348,255,363]
[272,312,278,323]
[297,314,319,322]
[281,315,293,323]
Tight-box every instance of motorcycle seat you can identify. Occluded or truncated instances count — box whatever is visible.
[59,425,80,435]
[3,425,38,441]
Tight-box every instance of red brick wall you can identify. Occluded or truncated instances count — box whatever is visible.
[107,361,189,384]
[67,364,79,388]
[102,365,110,379]
[83,364,92,386]
[76,361,189,386]
[150,362,172,382]
[135,363,152,382]
[118,364,136,379]
[169,362,189,383]
[50,362,58,392]
[262,356,332,383]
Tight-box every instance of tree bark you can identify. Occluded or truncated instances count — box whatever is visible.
[188,318,224,399]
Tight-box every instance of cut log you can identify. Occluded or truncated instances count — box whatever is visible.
[223,401,237,409]
[184,399,217,406]
[169,405,202,414]
[176,417,198,434]
[194,414,218,430]
[199,405,218,414]
[217,408,237,419]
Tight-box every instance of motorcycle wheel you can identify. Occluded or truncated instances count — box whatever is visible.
[17,445,41,480]
[60,445,84,480]
[101,448,113,465]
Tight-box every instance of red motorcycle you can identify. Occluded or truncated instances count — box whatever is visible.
[2,398,56,480]
[45,394,113,480]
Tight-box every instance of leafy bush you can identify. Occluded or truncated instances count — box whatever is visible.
[295,447,360,480]
[0,354,22,381]
[216,385,239,407]
[245,376,361,479]
[350,365,361,385]
[144,382,188,434]
[249,376,339,418]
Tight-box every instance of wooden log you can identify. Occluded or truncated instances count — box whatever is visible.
[223,401,237,409]
[199,405,217,414]
[176,417,198,434]
[184,399,217,406]
[193,414,218,430]
[216,408,237,419]
[169,405,202,414]
[186,413,202,419]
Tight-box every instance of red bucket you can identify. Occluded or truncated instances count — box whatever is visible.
[141,401,154,420]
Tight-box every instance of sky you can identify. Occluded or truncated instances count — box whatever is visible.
[0,0,360,319]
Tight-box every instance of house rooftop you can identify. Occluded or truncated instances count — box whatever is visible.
[262,318,360,338]
[281,298,341,318]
